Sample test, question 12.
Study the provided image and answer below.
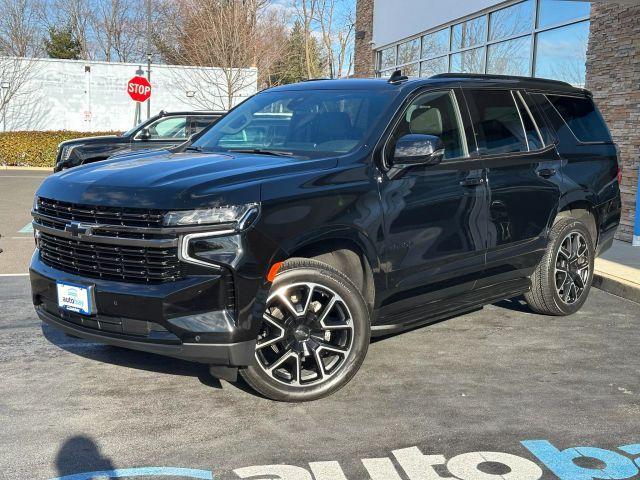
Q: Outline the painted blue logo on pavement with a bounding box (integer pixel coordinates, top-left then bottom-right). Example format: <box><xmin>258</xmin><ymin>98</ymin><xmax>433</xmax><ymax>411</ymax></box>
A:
<box><xmin>49</xmin><ymin>467</ymin><xmax>213</xmax><ymax>480</ymax></box>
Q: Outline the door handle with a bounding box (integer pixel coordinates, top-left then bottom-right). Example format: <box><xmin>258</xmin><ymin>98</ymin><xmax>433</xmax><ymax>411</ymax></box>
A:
<box><xmin>537</xmin><ymin>168</ymin><xmax>557</xmax><ymax>178</ymax></box>
<box><xmin>460</xmin><ymin>176</ymin><xmax>484</xmax><ymax>187</ymax></box>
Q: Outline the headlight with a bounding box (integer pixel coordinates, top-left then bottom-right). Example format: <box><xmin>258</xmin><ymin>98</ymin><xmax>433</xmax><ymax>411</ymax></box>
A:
<box><xmin>60</xmin><ymin>145</ymin><xmax>79</xmax><ymax>161</ymax></box>
<box><xmin>163</xmin><ymin>203</ymin><xmax>259</xmax><ymax>227</ymax></box>
<box><xmin>33</xmin><ymin>196</ymin><xmax>39</xmax><ymax>212</ymax></box>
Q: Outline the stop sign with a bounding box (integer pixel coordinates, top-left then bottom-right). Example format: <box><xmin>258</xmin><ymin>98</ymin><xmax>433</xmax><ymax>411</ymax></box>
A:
<box><xmin>127</xmin><ymin>76</ymin><xmax>152</xmax><ymax>102</ymax></box>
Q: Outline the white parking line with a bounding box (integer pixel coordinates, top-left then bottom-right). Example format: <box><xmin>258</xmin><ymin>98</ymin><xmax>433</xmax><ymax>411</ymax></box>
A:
<box><xmin>0</xmin><ymin>273</ymin><xmax>29</xmax><ymax>277</ymax></box>
<box><xmin>0</xmin><ymin>175</ymin><xmax>48</xmax><ymax>178</ymax></box>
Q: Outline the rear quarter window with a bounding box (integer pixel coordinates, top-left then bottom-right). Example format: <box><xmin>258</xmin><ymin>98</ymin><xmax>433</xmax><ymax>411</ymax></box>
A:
<box><xmin>546</xmin><ymin>95</ymin><xmax>612</xmax><ymax>143</ymax></box>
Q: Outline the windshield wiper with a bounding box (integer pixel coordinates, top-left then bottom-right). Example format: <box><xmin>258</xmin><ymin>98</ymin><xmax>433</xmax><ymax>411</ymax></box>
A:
<box><xmin>185</xmin><ymin>145</ymin><xmax>205</xmax><ymax>153</ymax></box>
<box><xmin>229</xmin><ymin>148</ymin><xmax>293</xmax><ymax>157</ymax></box>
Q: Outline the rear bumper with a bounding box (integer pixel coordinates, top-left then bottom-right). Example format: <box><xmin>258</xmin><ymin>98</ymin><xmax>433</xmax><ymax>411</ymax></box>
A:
<box><xmin>30</xmin><ymin>253</ymin><xmax>257</xmax><ymax>366</ymax></box>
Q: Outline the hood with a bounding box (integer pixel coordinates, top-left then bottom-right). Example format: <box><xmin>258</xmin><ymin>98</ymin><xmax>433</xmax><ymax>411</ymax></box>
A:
<box><xmin>37</xmin><ymin>151</ymin><xmax>337</xmax><ymax>210</ymax></box>
<box><xmin>60</xmin><ymin>135</ymin><xmax>121</xmax><ymax>146</ymax></box>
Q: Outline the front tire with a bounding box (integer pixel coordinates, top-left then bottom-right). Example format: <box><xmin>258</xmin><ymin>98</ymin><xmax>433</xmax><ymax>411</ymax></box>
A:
<box><xmin>525</xmin><ymin>217</ymin><xmax>595</xmax><ymax>316</ymax></box>
<box><xmin>240</xmin><ymin>258</ymin><xmax>370</xmax><ymax>402</ymax></box>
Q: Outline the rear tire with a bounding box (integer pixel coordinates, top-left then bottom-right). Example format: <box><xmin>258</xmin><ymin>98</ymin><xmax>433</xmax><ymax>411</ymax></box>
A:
<box><xmin>240</xmin><ymin>258</ymin><xmax>370</xmax><ymax>402</ymax></box>
<box><xmin>524</xmin><ymin>217</ymin><xmax>595</xmax><ymax>316</ymax></box>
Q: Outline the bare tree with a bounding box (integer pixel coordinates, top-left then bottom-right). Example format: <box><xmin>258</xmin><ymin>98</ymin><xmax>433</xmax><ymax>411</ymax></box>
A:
<box><xmin>0</xmin><ymin>0</ymin><xmax>43</xmax><ymax>57</ymax></box>
<box><xmin>161</xmin><ymin>0</ymin><xmax>285</xmax><ymax>109</ymax></box>
<box><xmin>0</xmin><ymin>56</ymin><xmax>40</xmax><ymax>131</ymax></box>
<box><xmin>92</xmin><ymin>0</ymin><xmax>146</xmax><ymax>62</ymax></box>
<box><xmin>315</xmin><ymin>0</ymin><xmax>354</xmax><ymax>78</ymax></box>
<box><xmin>293</xmin><ymin>0</ymin><xmax>323</xmax><ymax>78</ymax></box>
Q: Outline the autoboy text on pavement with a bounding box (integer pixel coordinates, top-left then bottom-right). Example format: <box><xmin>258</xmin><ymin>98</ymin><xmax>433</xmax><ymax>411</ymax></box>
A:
<box><xmin>49</xmin><ymin>439</ymin><xmax>640</xmax><ymax>480</ymax></box>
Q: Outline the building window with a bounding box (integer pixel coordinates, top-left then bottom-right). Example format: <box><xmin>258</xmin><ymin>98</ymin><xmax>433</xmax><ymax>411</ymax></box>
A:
<box><xmin>422</xmin><ymin>28</ymin><xmax>450</xmax><ymax>58</ymax></box>
<box><xmin>375</xmin><ymin>0</ymin><xmax>590</xmax><ymax>87</ymax></box>
<box><xmin>489</xmin><ymin>0</ymin><xmax>534</xmax><ymax>41</ymax></box>
<box><xmin>452</xmin><ymin>16</ymin><xmax>488</xmax><ymax>50</ymax></box>
<box><xmin>537</xmin><ymin>0</ymin><xmax>590</xmax><ymax>29</ymax></box>
<box><xmin>451</xmin><ymin>47</ymin><xmax>485</xmax><ymax>74</ymax></box>
<box><xmin>397</xmin><ymin>38</ymin><xmax>421</xmax><ymax>66</ymax></box>
<box><xmin>420</xmin><ymin>56</ymin><xmax>448</xmax><ymax>77</ymax></box>
<box><xmin>487</xmin><ymin>36</ymin><xmax>532</xmax><ymax>76</ymax></box>
<box><xmin>534</xmin><ymin>21</ymin><xmax>589</xmax><ymax>86</ymax></box>
<box><xmin>380</xmin><ymin>46</ymin><xmax>397</xmax><ymax>70</ymax></box>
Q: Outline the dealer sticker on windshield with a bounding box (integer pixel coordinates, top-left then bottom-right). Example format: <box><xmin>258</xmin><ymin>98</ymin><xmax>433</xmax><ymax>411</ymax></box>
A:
<box><xmin>56</xmin><ymin>282</ymin><xmax>93</xmax><ymax>315</ymax></box>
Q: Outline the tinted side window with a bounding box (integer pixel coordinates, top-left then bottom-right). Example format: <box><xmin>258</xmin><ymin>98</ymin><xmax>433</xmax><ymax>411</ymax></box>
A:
<box><xmin>546</xmin><ymin>95</ymin><xmax>612</xmax><ymax>143</ymax></box>
<box><xmin>187</xmin><ymin>116</ymin><xmax>220</xmax><ymax>136</ymax></box>
<box><xmin>466</xmin><ymin>90</ymin><xmax>527</xmax><ymax>155</ymax></box>
<box><xmin>387</xmin><ymin>90</ymin><xmax>468</xmax><ymax>164</ymax></box>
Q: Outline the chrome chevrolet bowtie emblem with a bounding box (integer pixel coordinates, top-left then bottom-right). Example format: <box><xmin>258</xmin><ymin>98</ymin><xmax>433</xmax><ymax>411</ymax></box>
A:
<box><xmin>64</xmin><ymin>221</ymin><xmax>92</xmax><ymax>237</ymax></box>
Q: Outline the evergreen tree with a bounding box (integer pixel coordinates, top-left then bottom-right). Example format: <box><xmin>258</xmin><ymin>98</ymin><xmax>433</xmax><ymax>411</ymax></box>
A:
<box><xmin>270</xmin><ymin>21</ymin><xmax>323</xmax><ymax>86</ymax></box>
<box><xmin>44</xmin><ymin>26</ymin><xmax>82</xmax><ymax>60</ymax></box>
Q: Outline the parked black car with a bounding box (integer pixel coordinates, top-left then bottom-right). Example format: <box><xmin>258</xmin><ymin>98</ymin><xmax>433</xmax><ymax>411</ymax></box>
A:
<box><xmin>30</xmin><ymin>73</ymin><xmax>621</xmax><ymax>401</ymax></box>
<box><xmin>53</xmin><ymin>110</ymin><xmax>226</xmax><ymax>172</ymax></box>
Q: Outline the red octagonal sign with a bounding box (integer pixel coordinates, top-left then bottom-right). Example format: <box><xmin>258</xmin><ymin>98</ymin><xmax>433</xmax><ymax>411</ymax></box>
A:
<box><xmin>127</xmin><ymin>76</ymin><xmax>152</xmax><ymax>102</ymax></box>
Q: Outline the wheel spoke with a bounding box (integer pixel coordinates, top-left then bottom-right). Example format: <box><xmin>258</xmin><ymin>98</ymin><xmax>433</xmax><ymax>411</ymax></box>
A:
<box><xmin>316</xmin><ymin>341</ymin><xmax>348</xmax><ymax>355</ymax></box>
<box><xmin>256</xmin><ymin>314</ymin><xmax>286</xmax><ymax>349</ymax></box>
<box><xmin>267</xmin><ymin>350</ymin><xmax>297</xmax><ymax>374</ymax></box>
<box><xmin>312</xmin><ymin>349</ymin><xmax>326</xmax><ymax>380</ymax></box>
<box><xmin>301</xmin><ymin>285</ymin><xmax>315</xmax><ymax>317</ymax></box>
<box><xmin>319</xmin><ymin>297</ymin><xmax>352</xmax><ymax>330</ymax></box>
<box><xmin>277</xmin><ymin>291</ymin><xmax>302</xmax><ymax>317</ymax></box>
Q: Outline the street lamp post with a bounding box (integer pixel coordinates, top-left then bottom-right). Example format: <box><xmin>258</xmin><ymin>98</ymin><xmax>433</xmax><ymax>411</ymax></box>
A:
<box><xmin>146</xmin><ymin>0</ymin><xmax>152</xmax><ymax>120</ymax></box>
<box><xmin>1</xmin><ymin>81</ymin><xmax>10</xmax><ymax>132</ymax></box>
<box><xmin>146</xmin><ymin>53</ymin><xmax>152</xmax><ymax>120</ymax></box>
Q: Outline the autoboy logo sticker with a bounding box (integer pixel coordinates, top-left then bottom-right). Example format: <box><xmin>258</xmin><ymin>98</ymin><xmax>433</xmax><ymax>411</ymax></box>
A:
<box><xmin>47</xmin><ymin>440</ymin><xmax>640</xmax><ymax>480</ymax></box>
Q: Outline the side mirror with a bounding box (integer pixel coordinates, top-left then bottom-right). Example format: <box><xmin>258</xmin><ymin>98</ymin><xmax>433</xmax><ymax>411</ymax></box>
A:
<box><xmin>393</xmin><ymin>134</ymin><xmax>445</xmax><ymax>168</ymax></box>
<box><xmin>138</xmin><ymin>127</ymin><xmax>151</xmax><ymax>141</ymax></box>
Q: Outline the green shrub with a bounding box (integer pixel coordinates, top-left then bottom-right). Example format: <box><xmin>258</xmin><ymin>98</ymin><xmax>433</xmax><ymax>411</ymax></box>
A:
<box><xmin>0</xmin><ymin>130</ymin><xmax>120</xmax><ymax>168</ymax></box>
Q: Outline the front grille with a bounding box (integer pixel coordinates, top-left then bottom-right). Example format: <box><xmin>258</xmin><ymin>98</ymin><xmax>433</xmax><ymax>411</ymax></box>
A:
<box><xmin>37</xmin><ymin>197</ymin><xmax>165</xmax><ymax>228</ymax></box>
<box><xmin>39</xmin><ymin>232</ymin><xmax>183</xmax><ymax>283</ymax></box>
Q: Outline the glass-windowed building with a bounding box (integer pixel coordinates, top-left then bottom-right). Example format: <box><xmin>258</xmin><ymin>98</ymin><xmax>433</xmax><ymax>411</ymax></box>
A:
<box><xmin>375</xmin><ymin>0</ymin><xmax>591</xmax><ymax>86</ymax></box>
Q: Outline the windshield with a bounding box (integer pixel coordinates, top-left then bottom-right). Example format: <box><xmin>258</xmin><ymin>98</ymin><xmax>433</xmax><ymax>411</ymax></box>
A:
<box><xmin>191</xmin><ymin>89</ymin><xmax>395</xmax><ymax>157</ymax></box>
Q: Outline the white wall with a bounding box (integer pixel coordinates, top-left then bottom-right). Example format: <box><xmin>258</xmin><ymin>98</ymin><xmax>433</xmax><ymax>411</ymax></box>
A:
<box><xmin>373</xmin><ymin>0</ymin><xmax>505</xmax><ymax>48</ymax></box>
<box><xmin>1</xmin><ymin>57</ymin><xmax>257</xmax><ymax>132</ymax></box>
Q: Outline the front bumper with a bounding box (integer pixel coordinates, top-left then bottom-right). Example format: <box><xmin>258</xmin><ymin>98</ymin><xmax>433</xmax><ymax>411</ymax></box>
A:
<box><xmin>30</xmin><ymin>254</ymin><xmax>256</xmax><ymax>366</ymax></box>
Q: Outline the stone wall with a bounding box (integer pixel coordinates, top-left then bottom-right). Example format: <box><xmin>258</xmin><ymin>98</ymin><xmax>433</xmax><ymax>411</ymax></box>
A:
<box><xmin>586</xmin><ymin>2</ymin><xmax>640</xmax><ymax>243</ymax></box>
<box><xmin>353</xmin><ymin>0</ymin><xmax>375</xmax><ymax>78</ymax></box>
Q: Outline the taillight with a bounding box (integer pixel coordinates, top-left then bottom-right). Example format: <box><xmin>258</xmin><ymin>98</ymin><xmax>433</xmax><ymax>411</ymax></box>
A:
<box><xmin>617</xmin><ymin>168</ymin><xmax>622</xmax><ymax>184</ymax></box>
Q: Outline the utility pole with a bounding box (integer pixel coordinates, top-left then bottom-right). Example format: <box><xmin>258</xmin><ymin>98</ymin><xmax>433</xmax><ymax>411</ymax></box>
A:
<box><xmin>146</xmin><ymin>0</ymin><xmax>152</xmax><ymax>119</ymax></box>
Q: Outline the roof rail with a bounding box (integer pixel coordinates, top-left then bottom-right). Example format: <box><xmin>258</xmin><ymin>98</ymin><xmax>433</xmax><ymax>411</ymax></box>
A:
<box><xmin>430</xmin><ymin>73</ymin><xmax>574</xmax><ymax>88</ymax></box>
<box><xmin>388</xmin><ymin>69</ymin><xmax>409</xmax><ymax>84</ymax></box>
<box><xmin>301</xmin><ymin>78</ymin><xmax>333</xmax><ymax>82</ymax></box>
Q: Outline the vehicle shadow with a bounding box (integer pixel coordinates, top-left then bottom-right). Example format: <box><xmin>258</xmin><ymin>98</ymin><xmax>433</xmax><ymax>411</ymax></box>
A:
<box><xmin>41</xmin><ymin>323</ymin><xmax>223</xmax><ymax>390</ymax></box>
<box><xmin>54</xmin><ymin>435</ymin><xmax>116</xmax><ymax>479</ymax></box>
<box><xmin>492</xmin><ymin>295</ymin><xmax>536</xmax><ymax>314</ymax></box>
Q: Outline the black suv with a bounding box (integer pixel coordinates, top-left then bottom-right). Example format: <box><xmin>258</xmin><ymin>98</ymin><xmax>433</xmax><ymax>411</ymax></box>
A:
<box><xmin>30</xmin><ymin>74</ymin><xmax>621</xmax><ymax>401</ymax></box>
<box><xmin>54</xmin><ymin>110</ymin><xmax>225</xmax><ymax>171</ymax></box>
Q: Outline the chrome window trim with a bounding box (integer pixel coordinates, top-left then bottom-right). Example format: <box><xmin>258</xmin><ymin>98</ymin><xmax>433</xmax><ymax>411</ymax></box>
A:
<box><xmin>516</xmin><ymin>90</ymin><xmax>545</xmax><ymax>148</ymax></box>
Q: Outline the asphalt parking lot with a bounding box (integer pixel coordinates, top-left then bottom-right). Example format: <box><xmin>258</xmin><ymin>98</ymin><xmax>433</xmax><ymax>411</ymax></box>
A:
<box><xmin>2</xmin><ymin>169</ymin><xmax>640</xmax><ymax>480</ymax></box>
<box><xmin>1</xmin><ymin>272</ymin><xmax>639</xmax><ymax>480</ymax></box>
<box><xmin>0</xmin><ymin>169</ymin><xmax>49</xmax><ymax>275</ymax></box>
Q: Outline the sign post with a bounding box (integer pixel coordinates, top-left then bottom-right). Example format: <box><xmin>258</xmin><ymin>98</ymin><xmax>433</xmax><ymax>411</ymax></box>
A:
<box><xmin>127</xmin><ymin>75</ymin><xmax>152</xmax><ymax>127</ymax></box>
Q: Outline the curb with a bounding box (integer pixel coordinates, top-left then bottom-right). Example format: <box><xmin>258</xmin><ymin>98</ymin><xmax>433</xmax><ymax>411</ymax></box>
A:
<box><xmin>1</xmin><ymin>165</ymin><xmax>52</xmax><ymax>171</ymax></box>
<box><xmin>592</xmin><ymin>272</ymin><xmax>640</xmax><ymax>304</ymax></box>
